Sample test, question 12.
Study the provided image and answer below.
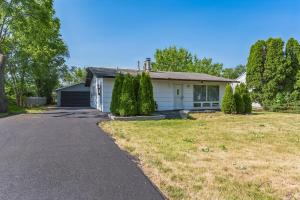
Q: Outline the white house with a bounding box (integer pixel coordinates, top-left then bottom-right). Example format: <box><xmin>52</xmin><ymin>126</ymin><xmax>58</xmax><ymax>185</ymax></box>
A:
<box><xmin>231</xmin><ymin>72</ymin><xmax>246</xmax><ymax>91</ymax></box>
<box><xmin>85</xmin><ymin>59</ymin><xmax>237</xmax><ymax>112</ymax></box>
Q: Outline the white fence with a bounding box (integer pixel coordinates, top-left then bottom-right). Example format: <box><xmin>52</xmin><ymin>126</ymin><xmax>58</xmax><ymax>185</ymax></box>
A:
<box><xmin>26</xmin><ymin>97</ymin><xmax>47</xmax><ymax>107</ymax></box>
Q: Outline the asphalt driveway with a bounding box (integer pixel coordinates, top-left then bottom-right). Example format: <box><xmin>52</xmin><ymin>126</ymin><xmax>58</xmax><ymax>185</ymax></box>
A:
<box><xmin>0</xmin><ymin>108</ymin><xmax>164</xmax><ymax>200</ymax></box>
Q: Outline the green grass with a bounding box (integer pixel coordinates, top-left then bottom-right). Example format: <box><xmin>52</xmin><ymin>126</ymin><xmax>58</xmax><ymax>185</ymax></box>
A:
<box><xmin>0</xmin><ymin>99</ymin><xmax>47</xmax><ymax>118</ymax></box>
<box><xmin>101</xmin><ymin>112</ymin><xmax>300</xmax><ymax>200</ymax></box>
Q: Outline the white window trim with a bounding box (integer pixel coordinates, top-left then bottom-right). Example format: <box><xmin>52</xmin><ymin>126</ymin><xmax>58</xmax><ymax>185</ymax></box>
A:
<box><xmin>193</xmin><ymin>85</ymin><xmax>220</xmax><ymax>109</ymax></box>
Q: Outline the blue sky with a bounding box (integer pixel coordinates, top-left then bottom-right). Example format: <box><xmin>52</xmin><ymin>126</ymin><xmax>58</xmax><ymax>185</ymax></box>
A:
<box><xmin>54</xmin><ymin>0</ymin><xmax>300</xmax><ymax>69</ymax></box>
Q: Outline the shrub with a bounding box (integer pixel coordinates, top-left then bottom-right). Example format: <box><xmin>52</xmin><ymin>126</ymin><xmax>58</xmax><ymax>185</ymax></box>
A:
<box><xmin>119</xmin><ymin>74</ymin><xmax>137</xmax><ymax>116</ymax></box>
<box><xmin>234</xmin><ymin>85</ymin><xmax>245</xmax><ymax>114</ymax></box>
<box><xmin>133</xmin><ymin>74</ymin><xmax>141</xmax><ymax>115</ymax></box>
<box><xmin>268</xmin><ymin>91</ymin><xmax>300</xmax><ymax>112</ymax></box>
<box><xmin>110</xmin><ymin>73</ymin><xmax>124</xmax><ymax>115</ymax></box>
<box><xmin>239</xmin><ymin>83</ymin><xmax>252</xmax><ymax>114</ymax></box>
<box><xmin>222</xmin><ymin>84</ymin><xmax>236</xmax><ymax>114</ymax></box>
<box><xmin>139</xmin><ymin>72</ymin><xmax>155</xmax><ymax>115</ymax></box>
<box><xmin>243</xmin><ymin>93</ymin><xmax>252</xmax><ymax>114</ymax></box>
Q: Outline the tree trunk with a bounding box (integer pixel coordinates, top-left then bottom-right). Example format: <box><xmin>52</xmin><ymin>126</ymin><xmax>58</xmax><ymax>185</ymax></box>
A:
<box><xmin>0</xmin><ymin>52</ymin><xmax>8</xmax><ymax>113</ymax></box>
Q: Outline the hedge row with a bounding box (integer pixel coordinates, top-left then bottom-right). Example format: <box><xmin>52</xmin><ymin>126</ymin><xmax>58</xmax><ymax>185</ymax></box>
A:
<box><xmin>222</xmin><ymin>83</ymin><xmax>252</xmax><ymax>114</ymax></box>
<box><xmin>110</xmin><ymin>72</ymin><xmax>155</xmax><ymax>116</ymax></box>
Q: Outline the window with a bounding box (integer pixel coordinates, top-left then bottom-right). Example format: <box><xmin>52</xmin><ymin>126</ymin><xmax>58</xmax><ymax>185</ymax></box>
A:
<box><xmin>207</xmin><ymin>86</ymin><xmax>219</xmax><ymax>101</ymax></box>
<box><xmin>203</xmin><ymin>103</ymin><xmax>211</xmax><ymax>107</ymax></box>
<box><xmin>212</xmin><ymin>103</ymin><xmax>220</xmax><ymax>107</ymax></box>
<box><xmin>193</xmin><ymin>85</ymin><xmax>220</xmax><ymax>108</ymax></box>
<box><xmin>194</xmin><ymin>103</ymin><xmax>202</xmax><ymax>108</ymax></box>
<box><xmin>193</xmin><ymin>85</ymin><xmax>206</xmax><ymax>101</ymax></box>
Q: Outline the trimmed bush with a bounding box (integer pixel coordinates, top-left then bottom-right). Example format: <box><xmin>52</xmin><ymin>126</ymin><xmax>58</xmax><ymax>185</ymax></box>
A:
<box><xmin>234</xmin><ymin>85</ymin><xmax>245</xmax><ymax>114</ymax></box>
<box><xmin>110</xmin><ymin>73</ymin><xmax>124</xmax><ymax>115</ymax></box>
<box><xmin>222</xmin><ymin>84</ymin><xmax>236</xmax><ymax>114</ymax></box>
<box><xmin>139</xmin><ymin>72</ymin><xmax>155</xmax><ymax>115</ymax></box>
<box><xmin>119</xmin><ymin>74</ymin><xmax>137</xmax><ymax>116</ymax></box>
<box><xmin>133</xmin><ymin>74</ymin><xmax>141</xmax><ymax>115</ymax></box>
<box><xmin>239</xmin><ymin>83</ymin><xmax>252</xmax><ymax>114</ymax></box>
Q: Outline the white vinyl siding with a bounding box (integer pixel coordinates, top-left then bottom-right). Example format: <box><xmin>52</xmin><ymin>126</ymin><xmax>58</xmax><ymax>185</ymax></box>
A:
<box><xmin>152</xmin><ymin>80</ymin><xmax>175</xmax><ymax>111</ymax></box>
<box><xmin>90</xmin><ymin>77</ymin><xmax>98</xmax><ymax>109</ymax></box>
<box><xmin>102</xmin><ymin>78</ymin><xmax>114</xmax><ymax>112</ymax></box>
<box><xmin>95</xmin><ymin>77</ymin><xmax>227</xmax><ymax>112</ymax></box>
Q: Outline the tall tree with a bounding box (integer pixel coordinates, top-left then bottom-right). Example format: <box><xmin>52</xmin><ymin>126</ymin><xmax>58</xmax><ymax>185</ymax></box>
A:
<box><xmin>63</xmin><ymin>66</ymin><xmax>87</xmax><ymax>85</ymax></box>
<box><xmin>246</xmin><ymin>40</ymin><xmax>266</xmax><ymax>104</ymax></box>
<box><xmin>193</xmin><ymin>57</ymin><xmax>223</xmax><ymax>76</ymax></box>
<box><xmin>222</xmin><ymin>64</ymin><xmax>246</xmax><ymax>79</ymax></box>
<box><xmin>29</xmin><ymin>1</ymin><xmax>68</xmax><ymax>103</ymax></box>
<box><xmin>262</xmin><ymin>38</ymin><xmax>285</xmax><ymax>107</ymax></box>
<box><xmin>295</xmin><ymin>48</ymin><xmax>300</xmax><ymax>92</ymax></box>
<box><xmin>0</xmin><ymin>0</ymin><xmax>28</xmax><ymax>112</ymax></box>
<box><xmin>285</xmin><ymin>38</ymin><xmax>300</xmax><ymax>92</ymax></box>
<box><xmin>0</xmin><ymin>0</ymin><xmax>67</xmax><ymax>108</ymax></box>
<box><xmin>152</xmin><ymin>46</ymin><xmax>193</xmax><ymax>72</ymax></box>
<box><xmin>152</xmin><ymin>46</ymin><xmax>223</xmax><ymax>76</ymax></box>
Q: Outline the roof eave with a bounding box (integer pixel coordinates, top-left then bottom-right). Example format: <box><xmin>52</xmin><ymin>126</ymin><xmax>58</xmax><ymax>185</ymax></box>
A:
<box><xmin>56</xmin><ymin>82</ymin><xmax>85</xmax><ymax>91</ymax></box>
<box><xmin>150</xmin><ymin>77</ymin><xmax>238</xmax><ymax>83</ymax></box>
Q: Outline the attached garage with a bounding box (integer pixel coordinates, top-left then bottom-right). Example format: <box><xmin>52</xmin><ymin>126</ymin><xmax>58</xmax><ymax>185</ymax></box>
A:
<box><xmin>56</xmin><ymin>83</ymin><xmax>90</xmax><ymax>107</ymax></box>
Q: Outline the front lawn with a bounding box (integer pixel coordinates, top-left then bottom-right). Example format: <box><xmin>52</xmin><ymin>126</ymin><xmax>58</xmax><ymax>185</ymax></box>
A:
<box><xmin>101</xmin><ymin>112</ymin><xmax>300</xmax><ymax>200</ymax></box>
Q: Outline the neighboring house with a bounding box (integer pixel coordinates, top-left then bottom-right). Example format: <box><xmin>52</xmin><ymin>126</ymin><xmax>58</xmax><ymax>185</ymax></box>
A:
<box><xmin>231</xmin><ymin>72</ymin><xmax>246</xmax><ymax>90</ymax></box>
<box><xmin>56</xmin><ymin>83</ymin><xmax>90</xmax><ymax>107</ymax></box>
<box><xmin>84</xmin><ymin>59</ymin><xmax>237</xmax><ymax>112</ymax></box>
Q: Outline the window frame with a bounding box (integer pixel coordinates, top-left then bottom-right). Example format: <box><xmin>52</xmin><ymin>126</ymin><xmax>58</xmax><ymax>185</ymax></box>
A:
<box><xmin>193</xmin><ymin>85</ymin><xmax>220</xmax><ymax>108</ymax></box>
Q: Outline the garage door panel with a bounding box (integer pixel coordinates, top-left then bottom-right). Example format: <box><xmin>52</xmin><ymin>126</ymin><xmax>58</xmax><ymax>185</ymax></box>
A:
<box><xmin>61</xmin><ymin>91</ymin><xmax>90</xmax><ymax>107</ymax></box>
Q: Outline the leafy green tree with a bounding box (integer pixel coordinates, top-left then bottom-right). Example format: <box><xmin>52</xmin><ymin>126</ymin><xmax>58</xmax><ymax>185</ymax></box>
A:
<box><xmin>110</xmin><ymin>73</ymin><xmax>123</xmax><ymax>115</ymax></box>
<box><xmin>139</xmin><ymin>72</ymin><xmax>155</xmax><ymax>115</ymax></box>
<box><xmin>295</xmin><ymin>71</ymin><xmax>300</xmax><ymax>91</ymax></box>
<box><xmin>239</xmin><ymin>83</ymin><xmax>252</xmax><ymax>114</ymax></box>
<box><xmin>119</xmin><ymin>74</ymin><xmax>137</xmax><ymax>116</ymax></box>
<box><xmin>192</xmin><ymin>57</ymin><xmax>223</xmax><ymax>76</ymax></box>
<box><xmin>152</xmin><ymin>46</ymin><xmax>223</xmax><ymax>76</ymax></box>
<box><xmin>1</xmin><ymin>0</ymin><xmax>68</xmax><ymax>107</ymax></box>
<box><xmin>222</xmin><ymin>64</ymin><xmax>246</xmax><ymax>79</ymax></box>
<box><xmin>63</xmin><ymin>66</ymin><xmax>87</xmax><ymax>85</ymax></box>
<box><xmin>152</xmin><ymin>46</ymin><xmax>193</xmax><ymax>72</ymax></box>
<box><xmin>285</xmin><ymin>38</ymin><xmax>300</xmax><ymax>92</ymax></box>
<box><xmin>234</xmin><ymin>85</ymin><xmax>245</xmax><ymax>114</ymax></box>
<box><xmin>221</xmin><ymin>84</ymin><xmax>236</xmax><ymax>114</ymax></box>
<box><xmin>29</xmin><ymin>1</ymin><xmax>68</xmax><ymax>104</ymax></box>
<box><xmin>246</xmin><ymin>40</ymin><xmax>266</xmax><ymax>105</ymax></box>
<box><xmin>0</xmin><ymin>0</ymin><xmax>34</xmax><ymax>112</ymax></box>
<box><xmin>262</xmin><ymin>38</ymin><xmax>285</xmax><ymax>107</ymax></box>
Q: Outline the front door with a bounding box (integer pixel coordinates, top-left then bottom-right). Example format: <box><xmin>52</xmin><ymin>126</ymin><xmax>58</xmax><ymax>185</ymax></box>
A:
<box><xmin>174</xmin><ymin>84</ymin><xmax>183</xmax><ymax>109</ymax></box>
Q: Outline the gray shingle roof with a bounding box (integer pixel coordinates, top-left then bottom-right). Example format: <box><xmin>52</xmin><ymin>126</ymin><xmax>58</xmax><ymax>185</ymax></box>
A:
<box><xmin>86</xmin><ymin>67</ymin><xmax>237</xmax><ymax>86</ymax></box>
<box><xmin>56</xmin><ymin>82</ymin><xmax>85</xmax><ymax>91</ymax></box>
